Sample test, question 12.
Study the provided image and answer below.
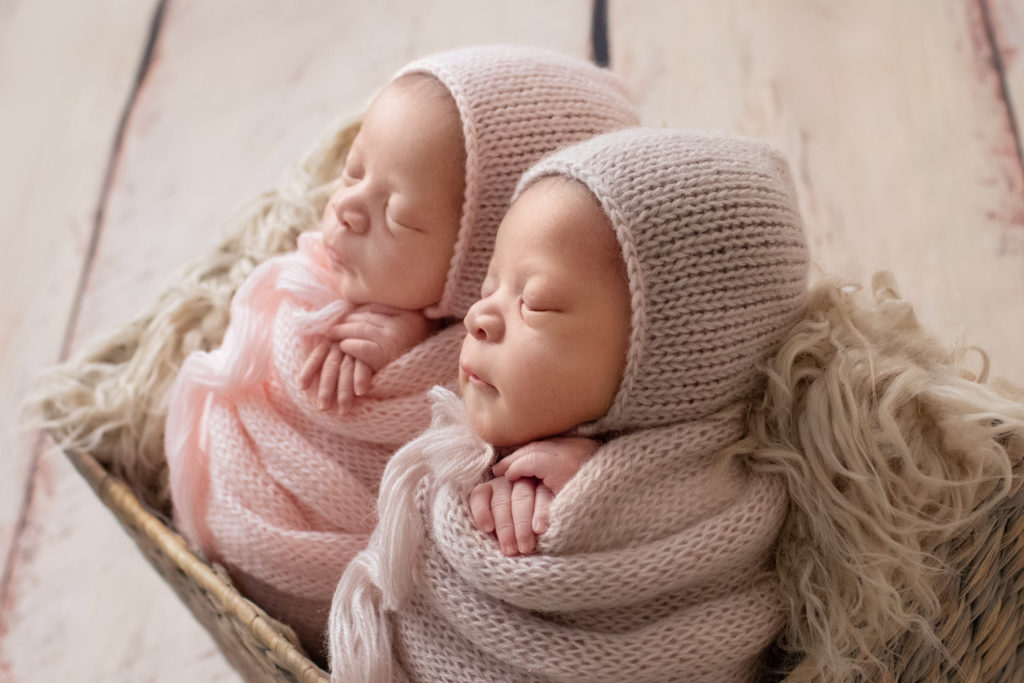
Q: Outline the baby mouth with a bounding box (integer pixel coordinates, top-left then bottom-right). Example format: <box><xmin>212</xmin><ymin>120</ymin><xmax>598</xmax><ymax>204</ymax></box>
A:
<box><xmin>461</xmin><ymin>364</ymin><xmax>495</xmax><ymax>391</ymax></box>
<box><xmin>324</xmin><ymin>243</ymin><xmax>348</xmax><ymax>269</ymax></box>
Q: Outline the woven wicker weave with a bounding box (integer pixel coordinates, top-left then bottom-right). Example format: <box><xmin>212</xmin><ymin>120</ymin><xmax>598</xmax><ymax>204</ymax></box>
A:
<box><xmin>887</xmin><ymin>463</ymin><xmax>1024</xmax><ymax>682</ymax></box>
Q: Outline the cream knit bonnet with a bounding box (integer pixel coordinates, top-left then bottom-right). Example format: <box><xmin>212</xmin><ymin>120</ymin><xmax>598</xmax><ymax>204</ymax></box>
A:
<box><xmin>393</xmin><ymin>45</ymin><xmax>641</xmax><ymax>319</ymax></box>
<box><xmin>517</xmin><ymin>128</ymin><xmax>811</xmax><ymax>431</ymax></box>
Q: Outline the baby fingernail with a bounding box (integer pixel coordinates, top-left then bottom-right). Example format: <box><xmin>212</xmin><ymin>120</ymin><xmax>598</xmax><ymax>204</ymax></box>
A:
<box><xmin>502</xmin><ymin>543</ymin><xmax>516</xmax><ymax>556</ymax></box>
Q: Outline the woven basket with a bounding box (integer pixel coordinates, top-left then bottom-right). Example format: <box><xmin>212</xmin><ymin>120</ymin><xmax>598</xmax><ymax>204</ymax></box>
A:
<box><xmin>65</xmin><ymin>448</ymin><xmax>329</xmax><ymax>682</ymax></box>
<box><xmin>36</xmin><ymin>108</ymin><xmax>1024</xmax><ymax>680</ymax></box>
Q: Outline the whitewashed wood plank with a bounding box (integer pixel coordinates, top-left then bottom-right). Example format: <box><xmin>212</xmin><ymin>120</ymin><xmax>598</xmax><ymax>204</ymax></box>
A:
<box><xmin>988</xmin><ymin>0</ymin><xmax>1024</xmax><ymax>160</ymax></box>
<box><xmin>0</xmin><ymin>0</ymin><xmax>156</xmax><ymax>590</ymax></box>
<box><xmin>0</xmin><ymin>1</ymin><xmax>236</xmax><ymax>680</ymax></box>
<box><xmin>1</xmin><ymin>449</ymin><xmax>241</xmax><ymax>682</ymax></box>
<box><xmin>6</xmin><ymin>2</ymin><xmax>593</xmax><ymax>681</ymax></box>
<box><xmin>610</xmin><ymin>0</ymin><xmax>1024</xmax><ymax>384</ymax></box>
<box><xmin>0</xmin><ymin>1</ymin><xmax>243</xmax><ymax>677</ymax></box>
<box><xmin>71</xmin><ymin>0</ymin><xmax>593</xmax><ymax>346</ymax></box>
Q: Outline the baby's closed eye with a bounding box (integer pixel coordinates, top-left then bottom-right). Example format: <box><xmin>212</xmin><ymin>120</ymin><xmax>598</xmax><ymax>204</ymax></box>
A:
<box><xmin>520</xmin><ymin>298</ymin><xmax>558</xmax><ymax>315</ymax></box>
<box><xmin>384</xmin><ymin>200</ymin><xmax>423</xmax><ymax>233</ymax></box>
<box><xmin>520</xmin><ymin>288</ymin><xmax>563</xmax><ymax>315</ymax></box>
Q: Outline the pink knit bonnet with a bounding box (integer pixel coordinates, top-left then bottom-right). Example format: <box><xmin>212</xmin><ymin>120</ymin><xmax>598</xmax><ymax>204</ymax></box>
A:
<box><xmin>516</xmin><ymin>128</ymin><xmax>811</xmax><ymax>432</ymax></box>
<box><xmin>392</xmin><ymin>45</ymin><xmax>641</xmax><ymax>319</ymax></box>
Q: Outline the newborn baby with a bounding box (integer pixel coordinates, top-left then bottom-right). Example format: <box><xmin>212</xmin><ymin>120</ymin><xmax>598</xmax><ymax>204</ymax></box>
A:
<box><xmin>164</xmin><ymin>45</ymin><xmax>640</xmax><ymax>658</ymax></box>
<box><xmin>330</xmin><ymin>127</ymin><xmax>811</xmax><ymax>682</ymax></box>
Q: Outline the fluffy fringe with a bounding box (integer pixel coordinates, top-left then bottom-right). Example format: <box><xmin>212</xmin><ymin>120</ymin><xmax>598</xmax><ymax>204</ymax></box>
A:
<box><xmin>329</xmin><ymin>388</ymin><xmax>492</xmax><ymax>682</ymax></box>
<box><xmin>745</xmin><ymin>272</ymin><xmax>1024</xmax><ymax>681</ymax></box>
<box><xmin>24</xmin><ymin>115</ymin><xmax>361</xmax><ymax>512</ymax></box>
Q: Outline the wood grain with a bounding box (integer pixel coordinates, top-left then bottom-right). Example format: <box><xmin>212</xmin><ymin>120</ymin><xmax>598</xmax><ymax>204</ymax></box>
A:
<box><xmin>0</xmin><ymin>0</ymin><xmax>157</xmax><ymax>614</ymax></box>
<box><xmin>610</xmin><ymin>0</ymin><xmax>1024</xmax><ymax>384</ymax></box>
<box><xmin>988</xmin><ymin>0</ymin><xmax>1024</xmax><ymax>147</ymax></box>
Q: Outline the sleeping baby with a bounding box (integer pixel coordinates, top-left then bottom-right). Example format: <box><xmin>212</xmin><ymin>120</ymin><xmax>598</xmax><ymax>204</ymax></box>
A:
<box><xmin>330</xmin><ymin>127</ymin><xmax>811</xmax><ymax>682</ymax></box>
<box><xmin>163</xmin><ymin>45</ymin><xmax>639</xmax><ymax>658</ymax></box>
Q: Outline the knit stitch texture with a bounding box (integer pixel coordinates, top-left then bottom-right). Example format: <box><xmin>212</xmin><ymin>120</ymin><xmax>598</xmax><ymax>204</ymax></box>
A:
<box><xmin>398</xmin><ymin>45</ymin><xmax>641</xmax><ymax>319</ymax></box>
<box><xmin>329</xmin><ymin>129</ymin><xmax>811</xmax><ymax>681</ymax></box>
<box><xmin>165</xmin><ymin>45</ymin><xmax>640</xmax><ymax>657</ymax></box>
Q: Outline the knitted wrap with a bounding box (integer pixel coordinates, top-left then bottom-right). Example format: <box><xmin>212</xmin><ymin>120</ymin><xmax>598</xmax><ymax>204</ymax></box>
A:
<box><xmin>397</xmin><ymin>45</ymin><xmax>641</xmax><ymax>319</ymax></box>
<box><xmin>517</xmin><ymin>128</ymin><xmax>810</xmax><ymax>431</ymax></box>
<box><xmin>165</xmin><ymin>47</ymin><xmax>640</xmax><ymax>658</ymax></box>
<box><xmin>330</xmin><ymin>130</ymin><xmax>810</xmax><ymax>682</ymax></box>
<box><xmin>165</xmin><ymin>234</ymin><xmax>462</xmax><ymax>655</ymax></box>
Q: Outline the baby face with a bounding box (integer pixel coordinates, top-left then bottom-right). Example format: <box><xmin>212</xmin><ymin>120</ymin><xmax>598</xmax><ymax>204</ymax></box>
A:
<box><xmin>460</xmin><ymin>178</ymin><xmax>631</xmax><ymax>447</ymax></box>
<box><xmin>321</xmin><ymin>75</ymin><xmax>465</xmax><ymax>312</ymax></box>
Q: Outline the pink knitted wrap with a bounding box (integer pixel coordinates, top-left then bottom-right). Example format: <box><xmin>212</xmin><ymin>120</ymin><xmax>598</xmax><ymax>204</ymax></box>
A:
<box><xmin>330</xmin><ymin>130</ymin><xmax>810</xmax><ymax>681</ymax></box>
<box><xmin>165</xmin><ymin>45</ymin><xmax>640</xmax><ymax>657</ymax></box>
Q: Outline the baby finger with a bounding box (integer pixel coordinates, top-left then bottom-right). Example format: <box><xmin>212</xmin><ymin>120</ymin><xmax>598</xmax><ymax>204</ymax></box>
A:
<box><xmin>317</xmin><ymin>345</ymin><xmax>342</xmax><ymax>410</ymax></box>
<box><xmin>336</xmin><ymin>354</ymin><xmax>356</xmax><ymax>413</ymax></box>
<box><xmin>299</xmin><ymin>340</ymin><xmax>330</xmax><ymax>390</ymax></box>
<box><xmin>353</xmin><ymin>360</ymin><xmax>374</xmax><ymax>396</ymax></box>
<box><xmin>533</xmin><ymin>484</ymin><xmax>553</xmax><ymax>535</ymax></box>
<box><xmin>510</xmin><ymin>479</ymin><xmax>537</xmax><ymax>555</ymax></box>
<box><xmin>468</xmin><ymin>482</ymin><xmax>495</xmax><ymax>533</ymax></box>
<box><xmin>488</xmin><ymin>477</ymin><xmax>517</xmax><ymax>557</ymax></box>
<box><xmin>338</xmin><ymin>338</ymin><xmax>389</xmax><ymax>372</ymax></box>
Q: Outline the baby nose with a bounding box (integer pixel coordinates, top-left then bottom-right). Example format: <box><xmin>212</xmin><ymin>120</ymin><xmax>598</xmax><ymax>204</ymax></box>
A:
<box><xmin>338</xmin><ymin>205</ymin><xmax>369</xmax><ymax>234</ymax></box>
<box><xmin>465</xmin><ymin>300</ymin><xmax>503</xmax><ymax>342</ymax></box>
<box><xmin>327</xmin><ymin>197</ymin><xmax>370</xmax><ymax>235</ymax></box>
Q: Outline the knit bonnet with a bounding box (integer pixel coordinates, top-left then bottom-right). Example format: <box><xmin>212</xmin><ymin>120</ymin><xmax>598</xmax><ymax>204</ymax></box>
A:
<box><xmin>393</xmin><ymin>45</ymin><xmax>641</xmax><ymax>319</ymax></box>
<box><xmin>517</xmin><ymin>128</ymin><xmax>810</xmax><ymax>432</ymax></box>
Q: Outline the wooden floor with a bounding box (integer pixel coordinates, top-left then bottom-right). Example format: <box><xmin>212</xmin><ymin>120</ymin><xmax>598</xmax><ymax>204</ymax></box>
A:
<box><xmin>2</xmin><ymin>1</ymin><xmax>1023</xmax><ymax>680</ymax></box>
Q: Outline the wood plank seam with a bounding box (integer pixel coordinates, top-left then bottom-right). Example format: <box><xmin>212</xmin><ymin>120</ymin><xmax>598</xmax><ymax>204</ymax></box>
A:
<box><xmin>0</xmin><ymin>0</ymin><xmax>169</xmax><ymax>622</ymax></box>
<box><xmin>979</xmin><ymin>0</ymin><xmax>1024</xmax><ymax>182</ymax></box>
<box><xmin>60</xmin><ymin>0</ymin><xmax>169</xmax><ymax>363</ymax></box>
<box><xmin>0</xmin><ymin>432</ymin><xmax>45</xmax><ymax>625</ymax></box>
<box><xmin>591</xmin><ymin>0</ymin><xmax>610</xmax><ymax>66</ymax></box>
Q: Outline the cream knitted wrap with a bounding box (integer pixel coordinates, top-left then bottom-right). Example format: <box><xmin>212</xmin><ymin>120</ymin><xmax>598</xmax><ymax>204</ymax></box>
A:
<box><xmin>164</xmin><ymin>46</ymin><xmax>640</xmax><ymax>657</ymax></box>
<box><xmin>332</xmin><ymin>389</ymin><xmax>787</xmax><ymax>682</ymax></box>
<box><xmin>330</xmin><ymin>130</ymin><xmax>810</xmax><ymax>681</ymax></box>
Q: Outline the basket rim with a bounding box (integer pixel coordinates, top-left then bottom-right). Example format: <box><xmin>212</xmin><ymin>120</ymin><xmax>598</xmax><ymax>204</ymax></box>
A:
<box><xmin>64</xmin><ymin>448</ymin><xmax>330</xmax><ymax>683</ymax></box>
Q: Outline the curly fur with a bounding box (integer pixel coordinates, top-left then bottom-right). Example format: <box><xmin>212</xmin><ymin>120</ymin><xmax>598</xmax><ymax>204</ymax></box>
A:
<box><xmin>742</xmin><ymin>272</ymin><xmax>1024</xmax><ymax>681</ymax></box>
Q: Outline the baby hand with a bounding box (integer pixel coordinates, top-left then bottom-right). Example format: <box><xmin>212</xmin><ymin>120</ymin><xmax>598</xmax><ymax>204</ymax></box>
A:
<box><xmin>468</xmin><ymin>438</ymin><xmax>599</xmax><ymax>556</ymax></box>
<box><xmin>298</xmin><ymin>303</ymin><xmax>436</xmax><ymax>412</ymax></box>
<box><xmin>469</xmin><ymin>476</ymin><xmax>553</xmax><ymax>557</ymax></box>
<box><xmin>298</xmin><ymin>341</ymin><xmax>370</xmax><ymax>413</ymax></box>
<box><xmin>329</xmin><ymin>303</ymin><xmax>438</xmax><ymax>387</ymax></box>
<box><xmin>492</xmin><ymin>436</ymin><xmax>600</xmax><ymax>494</ymax></box>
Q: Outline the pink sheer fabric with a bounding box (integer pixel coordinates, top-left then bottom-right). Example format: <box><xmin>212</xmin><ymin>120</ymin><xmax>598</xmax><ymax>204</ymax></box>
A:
<box><xmin>166</xmin><ymin>232</ymin><xmax>461</xmax><ymax>655</ymax></box>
